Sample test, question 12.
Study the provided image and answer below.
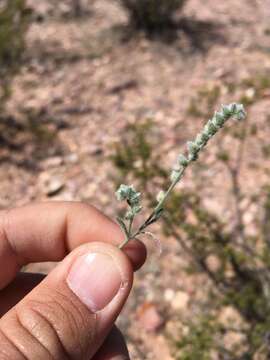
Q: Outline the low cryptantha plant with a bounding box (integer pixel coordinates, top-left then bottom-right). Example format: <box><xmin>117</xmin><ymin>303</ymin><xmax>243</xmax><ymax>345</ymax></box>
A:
<box><xmin>116</xmin><ymin>103</ymin><xmax>246</xmax><ymax>248</ymax></box>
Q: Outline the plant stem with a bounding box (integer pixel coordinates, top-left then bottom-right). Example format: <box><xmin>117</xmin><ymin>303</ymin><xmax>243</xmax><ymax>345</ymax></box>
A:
<box><xmin>119</xmin><ymin>167</ymin><xmax>186</xmax><ymax>248</ymax></box>
<box><xmin>117</xmin><ymin>103</ymin><xmax>246</xmax><ymax>249</ymax></box>
<box><xmin>153</xmin><ymin>167</ymin><xmax>186</xmax><ymax>214</ymax></box>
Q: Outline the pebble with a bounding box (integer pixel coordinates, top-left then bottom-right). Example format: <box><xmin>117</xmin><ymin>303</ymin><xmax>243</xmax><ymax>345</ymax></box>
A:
<box><xmin>164</xmin><ymin>288</ymin><xmax>175</xmax><ymax>302</ymax></box>
<box><xmin>39</xmin><ymin>172</ymin><xmax>65</xmax><ymax>196</ymax></box>
<box><xmin>42</xmin><ymin>156</ymin><xmax>63</xmax><ymax>168</ymax></box>
<box><xmin>46</xmin><ymin>178</ymin><xmax>65</xmax><ymax>196</ymax></box>
<box><xmin>137</xmin><ymin>303</ymin><xmax>164</xmax><ymax>332</ymax></box>
<box><xmin>171</xmin><ymin>291</ymin><xmax>190</xmax><ymax>311</ymax></box>
<box><xmin>205</xmin><ymin>254</ymin><xmax>222</xmax><ymax>273</ymax></box>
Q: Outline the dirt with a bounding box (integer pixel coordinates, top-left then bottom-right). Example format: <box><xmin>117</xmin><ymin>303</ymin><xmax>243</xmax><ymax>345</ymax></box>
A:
<box><xmin>1</xmin><ymin>0</ymin><xmax>270</xmax><ymax>358</ymax></box>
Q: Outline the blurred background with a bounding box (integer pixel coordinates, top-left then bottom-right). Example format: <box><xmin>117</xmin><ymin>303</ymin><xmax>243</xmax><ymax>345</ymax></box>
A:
<box><xmin>1</xmin><ymin>0</ymin><xmax>270</xmax><ymax>358</ymax></box>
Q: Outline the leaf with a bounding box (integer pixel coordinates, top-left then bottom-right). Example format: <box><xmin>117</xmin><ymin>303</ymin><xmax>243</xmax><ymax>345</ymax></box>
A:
<box><xmin>116</xmin><ymin>217</ymin><xmax>129</xmax><ymax>238</ymax></box>
<box><xmin>146</xmin><ymin>209</ymin><xmax>164</xmax><ymax>226</ymax></box>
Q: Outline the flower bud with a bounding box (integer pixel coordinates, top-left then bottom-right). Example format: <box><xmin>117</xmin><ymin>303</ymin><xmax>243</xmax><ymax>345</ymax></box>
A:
<box><xmin>116</xmin><ymin>184</ymin><xmax>131</xmax><ymax>201</ymax></box>
<box><xmin>234</xmin><ymin>104</ymin><xmax>246</xmax><ymax>120</ymax></box>
<box><xmin>222</xmin><ymin>104</ymin><xmax>233</xmax><ymax>118</ymax></box>
<box><xmin>178</xmin><ymin>154</ymin><xmax>189</xmax><ymax>167</ymax></box>
<box><xmin>156</xmin><ymin>190</ymin><xmax>165</xmax><ymax>202</ymax></box>
<box><xmin>212</xmin><ymin>111</ymin><xmax>225</xmax><ymax>127</ymax></box>
<box><xmin>195</xmin><ymin>134</ymin><xmax>205</xmax><ymax>147</ymax></box>
<box><xmin>200</xmin><ymin>132</ymin><xmax>210</xmax><ymax>143</ymax></box>
<box><xmin>170</xmin><ymin>169</ymin><xmax>181</xmax><ymax>182</ymax></box>
<box><xmin>187</xmin><ymin>141</ymin><xmax>199</xmax><ymax>155</ymax></box>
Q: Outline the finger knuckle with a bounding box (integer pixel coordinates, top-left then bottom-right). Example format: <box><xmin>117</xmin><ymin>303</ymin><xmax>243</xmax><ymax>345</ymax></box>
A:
<box><xmin>0</xmin><ymin>328</ymin><xmax>25</xmax><ymax>360</ymax></box>
<box><xmin>18</xmin><ymin>290</ymin><xmax>95</xmax><ymax>359</ymax></box>
<box><xmin>0</xmin><ymin>310</ymin><xmax>52</xmax><ymax>360</ymax></box>
<box><xmin>16</xmin><ymin>301</ymin><xmax>68</xmax><ymax>359</ymax></box>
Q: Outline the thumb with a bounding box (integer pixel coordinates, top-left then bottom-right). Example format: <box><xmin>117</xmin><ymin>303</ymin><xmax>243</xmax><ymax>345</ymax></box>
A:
<box><xmin>0</xmin><ymin>242</ymin><xmax>133</xmax><ymax>359</ymax></box>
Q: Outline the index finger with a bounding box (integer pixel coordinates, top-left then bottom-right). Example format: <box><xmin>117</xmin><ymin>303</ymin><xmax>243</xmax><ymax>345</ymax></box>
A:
<box><xmin>0</xmin><ymin>202</ymin><xmax>146</xmax><ymax>289</ymax></box>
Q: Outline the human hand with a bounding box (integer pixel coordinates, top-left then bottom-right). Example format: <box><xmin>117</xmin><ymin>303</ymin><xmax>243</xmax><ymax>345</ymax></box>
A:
<box><xmin>0</xmin><ymin>202</ymin><xmax>147</xmax><ymax>359</ymax></box>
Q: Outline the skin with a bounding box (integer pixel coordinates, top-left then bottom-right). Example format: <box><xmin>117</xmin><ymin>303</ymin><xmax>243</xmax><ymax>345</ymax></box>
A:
<box><xmin>0</xmin><ymin>202</ymin><xmax>147</xmax><ymax>359</ymax></box>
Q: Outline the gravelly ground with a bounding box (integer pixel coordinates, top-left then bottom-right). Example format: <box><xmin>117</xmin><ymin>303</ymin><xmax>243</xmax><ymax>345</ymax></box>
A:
<box><xmin>1</xmin><ymin>0</ymin><xmax>270</xmax><ymax>358</ymax></box>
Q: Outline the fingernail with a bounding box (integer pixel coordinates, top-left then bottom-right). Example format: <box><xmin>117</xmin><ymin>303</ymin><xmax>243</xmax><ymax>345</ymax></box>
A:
<box><xmin>67</xmin><ymin>252</ymin><xmax>122</xmax><ymax>312</ymax></box>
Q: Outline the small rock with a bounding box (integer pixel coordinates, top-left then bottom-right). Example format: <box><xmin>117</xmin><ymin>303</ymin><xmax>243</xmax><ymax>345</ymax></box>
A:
<box><xmin>83</xmin><ymin>183</ymin><xmax>98</xmax><ymax>198</ymax></box>
<box><xmin>39</xmin><ymin>172</ymin><xmax>65</xmax><ymax>197</ymax></box>
<box><xmin>164</xmin><ymin>288</ymin><xmax>175</xmax><ymax>302</ymax></box>
<box><xmin>98</xmin><ymin>193</ymin><xmax>110</xmax><ymax>205</ymax></box>
<box><xmin>218</xmin><ymin>306</ymin><xmax>244</xmax><ymax>328</ymax></box>
<box><xmin>205</xmin><ymin>254</ymin><xmax>222</xmax><ymax>273</ymax></box>
<box><xmin>245</xmin><ymin>87</ymin><xmax>256</xmax><ymax>100</ymax></box>
<box><xmin>223</xmin><ymin>331</ymin><xmax>246</xmax><ymax>354</ymax></box>
<box><xmin>65</xmin><ymin>153</ymin><xmax>79</xmax><ymax>164</ymax></box>
<box><xmin>137</xmin><ymin>302</ymin><xmax>164</xmax><ymax>332</ymax></box>
<box><xmin>42</xmin><ymin>156</ymin><xmax>63</xmax><ymax>168</ymax></box>
<box><xmin>46</xmin><ymin>178</ymin><xmax>65</xmax><ymax>196</ymax></box>
<box><xmin>171</xmin><ymin>291</ymin><xmax>190</xmax><ymax>311</ymax></box>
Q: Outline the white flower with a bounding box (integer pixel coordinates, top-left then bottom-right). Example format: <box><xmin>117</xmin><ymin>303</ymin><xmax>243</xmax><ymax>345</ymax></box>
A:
<box><xmin>116</xmin><ymin>184</ymin><xmax>131</xmax><ymax>201</ymax></box>
<box><xmin>116</xmin><ymin>184</ymin><xmax>141</xmax><ymax>205</ymax></box>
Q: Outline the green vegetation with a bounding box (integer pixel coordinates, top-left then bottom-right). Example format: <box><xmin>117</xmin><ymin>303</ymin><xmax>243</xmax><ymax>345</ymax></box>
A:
<box><xmin>0</xmin><ymin>1</ymin><xmax>63</xmax><ymax>165</ymax></box>
<box><xmin>177</xmin><ymin>316</ymin><xmax>223</xmax><ymax>360</ymax></box>
<box><xmin>111</xmin><ymin>91</ymin><xmax>270</xmax><ymax>358</ymax></box>
<box><xmin>187</xmin><ymin>72</ymin><xmax>270</xmax><ymax>120</ymax></box>
<box><xmin>0</xmin><ymin>0</ymin><xmax>29</xmax><ymax>109</ymax></box>
<box><xmin>115</xmin><ymin>104</ymin><xmax>245</xmax><ymax>248</ymax></box>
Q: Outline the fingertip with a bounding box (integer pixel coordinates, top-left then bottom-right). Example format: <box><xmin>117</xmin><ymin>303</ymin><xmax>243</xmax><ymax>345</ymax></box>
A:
<box><xmin>122</xmin><ymin>239</ymin><xmax>147</xmax><ymax>271</ymax></box>
<box><xmin>66</xmin><ymin>203</ymin><xmax>147</xmax><ymax>271</ymax></box>
<box><xmin>100</xmin><ymin>215</ymin><xmax>147</xmax><ymax>271</ymax></box>
<box><xmin>66</xmin><ymin>242</ymin><xmax>134</xmax><ymax>313</ymax></box>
